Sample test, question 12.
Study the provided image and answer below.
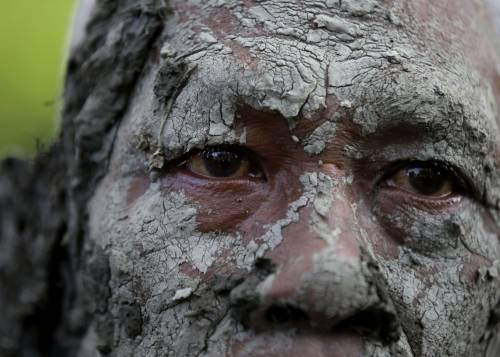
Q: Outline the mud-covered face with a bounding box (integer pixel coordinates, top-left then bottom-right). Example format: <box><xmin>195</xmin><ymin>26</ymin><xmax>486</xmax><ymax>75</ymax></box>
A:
<box><xmin>83</xmin><ymin>0</ymin><xmax>500</xmax><ymax>356</ymax></box>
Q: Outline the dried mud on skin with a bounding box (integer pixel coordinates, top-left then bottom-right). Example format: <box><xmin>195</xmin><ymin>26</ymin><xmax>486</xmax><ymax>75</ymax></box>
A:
<box><xmin>1</xmin><ymin>0</ymin><xmax>500</xmax><ymax>357</ymax></box>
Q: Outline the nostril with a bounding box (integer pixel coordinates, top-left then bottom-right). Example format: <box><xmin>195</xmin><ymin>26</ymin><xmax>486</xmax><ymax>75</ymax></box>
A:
<box><xmin>252</xmin><ymin>304</ymin><xmax>400</xmax><ymax>344</ymax></box>
<box><xmin>337</xmin><ymin>308</ymin><xmax>400</xmax><ymax>345</ymax></box>
<box><xmin>265</xmin><ymin>304</ymin><xmax>308</xmax><ymax>325</ymax></box>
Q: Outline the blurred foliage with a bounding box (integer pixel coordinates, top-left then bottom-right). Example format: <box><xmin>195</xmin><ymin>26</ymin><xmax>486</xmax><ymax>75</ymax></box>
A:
<box><xmin>0</xmin><ymin>1</ymin><xmax>75</xmax><ymax>158</ymax></box>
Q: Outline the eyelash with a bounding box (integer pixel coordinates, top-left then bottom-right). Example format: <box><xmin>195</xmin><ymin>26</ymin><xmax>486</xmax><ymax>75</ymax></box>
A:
<box><xmin>163</xmin><ymin>145</ymin><xmax>477</xmax><ymax>204</ymax></box>
<box><xmin>165</xmin><ymin>145</ymin><xmax>267</xmax><ymax>180</ymax></box>
<box><xmin>376</xmin><ymin>159</ymin><xmax>471</xmax><ymax>196</ymax></box>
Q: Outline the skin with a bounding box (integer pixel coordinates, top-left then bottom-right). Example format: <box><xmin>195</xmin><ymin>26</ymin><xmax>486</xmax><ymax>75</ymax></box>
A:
<box><xmin>75</xmin><ymin>0</ymin><xmax>500</xmax><ymax>356</ymax></box>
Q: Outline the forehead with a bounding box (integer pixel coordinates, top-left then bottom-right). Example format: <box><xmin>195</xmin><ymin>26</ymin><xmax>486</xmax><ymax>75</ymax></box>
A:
<box><xmin>72</xmin><ymin>0</ymin><xmax>500</xmax><ymax>68</ymax></box>
<box><xmin>165</xmin><ymin>0</ymin><xmax>499</xmax><ymax>62</ymax></box>
<box><xmin>159</xmin><ymin>0</ymin><xmax>499</xmax><ymax>108</ymax></box>
<box><xmin>85</xmin><ymin>0</ymin><xmax>500</xmax><ymax>180</ymax></box>
<box><xmin>147</xmin><ymin>1</ymin><xmax>497</xmax><ymax>134</ymax></box>
<box><xmin>71</xmin><ymin>0</ymin><xmax>500</xmax><ymax>100</ymax></box>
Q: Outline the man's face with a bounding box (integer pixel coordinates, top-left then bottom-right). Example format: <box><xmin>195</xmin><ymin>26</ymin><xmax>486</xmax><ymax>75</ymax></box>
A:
<box><xmin>85</xmin><ymin>0</ymin><xmax>500</xmax><ymax>355</ymax></box>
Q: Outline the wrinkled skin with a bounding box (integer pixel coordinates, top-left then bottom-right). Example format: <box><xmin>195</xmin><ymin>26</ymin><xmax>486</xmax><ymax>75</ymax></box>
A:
<box><xmin>77</xmin><ymin>0</ymin><xmax>500</xmax><ymax>356</ymax></box>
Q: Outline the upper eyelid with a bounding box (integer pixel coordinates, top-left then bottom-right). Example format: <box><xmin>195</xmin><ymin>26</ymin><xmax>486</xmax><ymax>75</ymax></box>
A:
<box><xmin>378</xmin><ymin>159</ymin><xmax>473</xmax><ymax>197</ymax></box>
<box><xmin>353</xmin><ymin>136</ymin><xmax>484</xmax><ymax>200</ymax></box>
<box><xmin>354</xmin><ymin>115</ymin><xmax>491</xmax><ymax>189</ymax></box>
<box><xmin>160</xmin><ymin>137</ymin><xmax>481</xmax><ymax>202</ymax></box>
<box><xmin>165</xmin><ymin>144</ymin><xmax>266</xmax><ymax>174</ymax></box>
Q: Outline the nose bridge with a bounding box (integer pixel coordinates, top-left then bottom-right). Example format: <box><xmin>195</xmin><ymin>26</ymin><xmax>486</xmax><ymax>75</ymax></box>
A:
<box><xmin>230</xmin><ymin>168</ymin><xmax>400</xmax><ymax>342</ymax></box>
<box><xmin>262</xmin><ymin>168</ymin><xmax>364</xmax><ymax>306</ymax></box>
<box><xmin>302</xmin><ymin>164</ymin><xmax>362</xmax><ymax>259</ymax></box>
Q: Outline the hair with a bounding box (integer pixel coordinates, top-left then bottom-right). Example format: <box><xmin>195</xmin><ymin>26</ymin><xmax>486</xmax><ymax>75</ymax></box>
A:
<box><xmin>0</xmin><ymin>2</ymin><xmax>168</xmax><ymax>355</ymax></box>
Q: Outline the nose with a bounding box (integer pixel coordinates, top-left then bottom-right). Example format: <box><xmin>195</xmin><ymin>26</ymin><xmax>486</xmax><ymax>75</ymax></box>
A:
<box><xmin>229</xmin><ymin>169</ymin><xmax>400</xmax><ymax>344</ymax></box>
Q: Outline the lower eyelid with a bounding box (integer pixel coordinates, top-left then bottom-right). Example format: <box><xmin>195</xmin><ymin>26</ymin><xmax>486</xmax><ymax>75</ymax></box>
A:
<box><xmin>174</xmin><ymin>165</ymin><xmax>265</xmax><ymax>182</ymax></box>
<box><xmin>379</xmin><ymin>159</ymin><xmax>471</xmax><ymax>191</ymax></box>
<box><xmin>386</xmin><ymin>178</ymin><xmax>453</xmax><ymax>198</ymax></box>
<box><xmin>380</xmin><ymin>186</ymin><xmax>463</xmax><ymax>210</ymax></box>
<box><xmin>184</xmin><ymin>146</ymin><xmax>266</xmax><ymax>180</ymax></box>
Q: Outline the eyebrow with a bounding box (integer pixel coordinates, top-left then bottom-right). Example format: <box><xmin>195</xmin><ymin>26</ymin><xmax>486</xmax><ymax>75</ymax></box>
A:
<box><xmin>347</xmin><ymin>78</ymin><xmax>500</xmax><ymax>197</ymax></box>
<box><xmin>154</xmin><ymin>55</ymin><xmax>499</xmax><ymax>185</ymax></box>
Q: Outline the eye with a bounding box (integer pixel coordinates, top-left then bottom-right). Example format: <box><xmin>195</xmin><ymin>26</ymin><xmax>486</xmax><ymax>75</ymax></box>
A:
<box><xmin>184</xmin><ymin>145</ymin><xmax>264</xmax><ymax>180</ymax></box>
<box><xmin>384</xmin><ymin>161</ymin><xmax>462</xmax><ymax>198</ymax></box>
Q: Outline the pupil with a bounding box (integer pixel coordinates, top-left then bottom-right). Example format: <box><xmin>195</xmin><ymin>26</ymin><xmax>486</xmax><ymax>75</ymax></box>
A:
<box><xmin>202</xmin><ymin>148</ymin><xmax>242</xmax><ymax>177</ymax></box>
<box><xmin>406</xmin><ymin>164</ymin><xmax>447</xmax><ymax>195</ymax></box>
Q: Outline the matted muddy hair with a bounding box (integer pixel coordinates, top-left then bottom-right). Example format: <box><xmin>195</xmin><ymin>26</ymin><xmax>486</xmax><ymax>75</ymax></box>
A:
<box><xmin>0</xmin><ymin>1</ymin><xmax>170</xmax><ymax>355</ymax></box>
<box><xmin>62</xmin><ymin>0</ymin><xmax>165</xmax><ymax>247</ymax></box>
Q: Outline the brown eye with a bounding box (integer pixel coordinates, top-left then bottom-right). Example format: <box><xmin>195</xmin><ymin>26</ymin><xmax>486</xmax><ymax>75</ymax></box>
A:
<box><xmin>185</xmin><ymin>146</ymin><xmax>263</xmax><ymax>179</ymax></box>
<box><xmin>386</xmin><ymin>161</ymin><xmax>458</xmax><ymax>198</ymax></box>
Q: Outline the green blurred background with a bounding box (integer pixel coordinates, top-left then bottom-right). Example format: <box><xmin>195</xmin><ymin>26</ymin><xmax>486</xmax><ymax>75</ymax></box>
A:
<box><xmin>0</xmin><ymin>1</ymin><xmax>75</xmax><ymax>158</ymax></box>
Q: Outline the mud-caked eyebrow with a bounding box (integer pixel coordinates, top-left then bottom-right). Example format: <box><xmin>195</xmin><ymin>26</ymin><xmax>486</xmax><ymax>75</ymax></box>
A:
<box><xmin>350</xmin><ymin>83</ymin><xmax>500</xmax><ymax>199</ymax></box>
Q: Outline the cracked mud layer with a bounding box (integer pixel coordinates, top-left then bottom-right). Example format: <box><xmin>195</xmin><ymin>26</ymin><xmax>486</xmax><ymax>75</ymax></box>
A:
<box><xmin>1</xmin><ymin>0</ymin><xmax>500</xmax><ymax>356</ymax></box>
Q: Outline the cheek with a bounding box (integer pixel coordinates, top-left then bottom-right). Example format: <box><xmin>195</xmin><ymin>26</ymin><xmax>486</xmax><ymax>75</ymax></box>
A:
<box><xmin>127</xmin><ymin>174</ymin><xmax>150</xmax><ymax>205</ymax></box>
<box><xmin>459</xmin><ymin>254</ymin><xmax>492</xmax><ymax>283</ymax></box>
<box><xmin>373</xmin><ymin>188</ymin><xmax>468</xmax><ymax>255</ymax></box>
<box><xmin>355</xmin><ymin>202</ymin><xmax>401</xmax><ymax>260</ymax></box>
<box><xmin>160</xmin><ymin>169</ymin><xmax>303</xmax><ymax>237</ymax></box>
<box><xmin>381</xmin><ymin>255</ymin><xmax>498</xmax><ymax>351</ymax></box>
<box><xmin>93</xmin><ymin>175</ymin><xmax>240</xmax><ymax>286</ymax></box>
